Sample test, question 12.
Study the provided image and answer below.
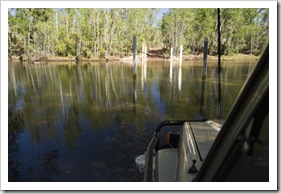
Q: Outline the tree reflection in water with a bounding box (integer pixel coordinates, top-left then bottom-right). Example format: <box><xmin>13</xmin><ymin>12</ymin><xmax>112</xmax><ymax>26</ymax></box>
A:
<box><xmin>8</xmin><ymin>61</ymin><xmax>254</xmax><ymax>181</ymax></box>
<box><xmin>8</xmin><ymin>108</ymin><xmax>24</xmax><ymax>181</ymax></box>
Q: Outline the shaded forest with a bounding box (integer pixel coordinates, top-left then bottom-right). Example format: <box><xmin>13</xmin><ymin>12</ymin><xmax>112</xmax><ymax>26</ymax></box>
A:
<box><xmin>8</xmin><ymin>8</ymin><xmax>269</xmax><ymax>61</ymax></box>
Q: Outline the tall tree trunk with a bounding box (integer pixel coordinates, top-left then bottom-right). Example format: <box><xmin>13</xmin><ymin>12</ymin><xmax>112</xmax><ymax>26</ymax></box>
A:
<box><xmin>250</xmin><ymin>33</ymin><xmax>252</xmax><ymax>55</ymax></box>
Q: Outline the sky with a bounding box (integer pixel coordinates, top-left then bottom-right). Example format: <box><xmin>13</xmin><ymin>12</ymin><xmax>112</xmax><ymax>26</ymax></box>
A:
<box><xmin>156</xmin><ymin>8</ymin><xmax>169</xmax><ymax>21</ymax></box>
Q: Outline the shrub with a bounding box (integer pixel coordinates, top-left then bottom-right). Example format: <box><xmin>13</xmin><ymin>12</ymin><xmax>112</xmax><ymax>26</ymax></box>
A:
<box><xmin>99</xmin><ymin>49</ymin><xmax>106</xmax><ymax>59</ymax></box>
<box><xmin>184</xmin><ymin>48</ymin><xmax>192</xmax><ymax>55</ymax></box>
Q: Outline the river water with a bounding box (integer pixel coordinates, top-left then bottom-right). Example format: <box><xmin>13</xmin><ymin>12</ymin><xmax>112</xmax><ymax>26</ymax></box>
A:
<box><xmin>8</xmin><ymin>60</ymin><xmax>255</xmax><ymax>182</ymax></box>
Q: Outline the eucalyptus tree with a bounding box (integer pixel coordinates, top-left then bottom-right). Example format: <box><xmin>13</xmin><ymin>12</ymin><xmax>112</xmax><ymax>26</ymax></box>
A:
<box><xmin>8</xmin><ymin>8</ymin><xmax>21</xmax><ymax>58</ymax></box>
<box><xmin>8</xmin><ymin>8</ymin><xmax>33</xmax><ymax>60</ymax></box>
<box><xmin>124</xmin><ymin>8</ymin><xmax>142</xmax><ymax>54</ymax></box>
<box><xmin>77</xmin><ymin>8</ymin><xmax>92</xmax><ymax>58</ymax></box>
<box><xmin>161</xmin><ymin>8</ymin><xmax>268</xmax><ymax>56</ymax></box>
<box><xmin>31</xmin><ymin>8</ymin><xmax>55</xmax><ymax>59</ymax></box>
<box><xmin>243</xmin><ymin>8</ymin><xmax>269</xmax><ymax>55</ymax></box>
<box><xmin>114</xmin><ymin>9</ymin><xmax>127</xmax><ymax>56</ymax></box>
<box><xmin>219</xmin><ymin>8</ymin><xmax>245</xmax><ymax>55</ymax></box>
<box><xmin>161</xmin><ymin>8</ymin><xmax>194</xmax><ymax>55</ymax></box>
<box><xmin>257</xmin><ymin>8</ymin><xmax>269</xmax><ymax>52</ymax></box>
<box><xmin>108</xmin><ymin>8</ymin><xmax>159</xmax><ymax>56</ymax></box>
<box><xmin>8</xmin><ymin>8</ymin><xmax>56</xmax><ymax>60</ymax></box>
<box><xmin>56</xmin><ymin>8</ymin><xmax>71</xmax><ymax>56</ymax></box>
<box><xmin>142</xmin><ymin>8</ymin><xmax>160</xmax><ymax>48</ymax></box>
<box><xmin>219</xmin><ymin>8</ymin><xmax>268</xmax><ymax>56</ymax></box>
<box><xmin>8</xmin><ymin>8</ymin><xmax>268</xmax><ymax>60</ymax></box>
<box><xmin>102</xmin><ymin>8</ymin><xmax>120</xmax><ymax>58</ymax></box>
<box><xmin>191</xmin><ymin>9</ymin><xmax>217</xmax><ymax>54</ymax></box>
<box><xmin>86</xmin><ymin>8</ymin><xmax>102</xmax><ymax>57</ymax></box>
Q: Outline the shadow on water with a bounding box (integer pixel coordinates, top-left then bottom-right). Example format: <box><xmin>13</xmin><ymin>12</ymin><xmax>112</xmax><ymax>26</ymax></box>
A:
<box><xmin>8</xmin><ymin>108</ymin><xmax>24</xmax><ymax>181</ymax></box>
<box><xmin>8</xmin><ymin>60</ymin><xmax>255</xmax><ymax>181</ymax></box>
<box><xmin>9</xmin><ymin>104</ymin><xmax>59</xmax><ymax>182</ymax></box>
<box><xmin>25</xmin><ymin>150</ymin><xmax>59</xmax><ymax>181</ymax></box>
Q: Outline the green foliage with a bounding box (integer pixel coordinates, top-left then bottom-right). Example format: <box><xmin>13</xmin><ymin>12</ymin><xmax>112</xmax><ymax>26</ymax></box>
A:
<box><xmin>161</xmin><ymin>8</ymin><xmax>268</xmax><ymax>56</ymax></box>
<box><xmin>8</xmin><ymin>8</ymin><xmax>268</xmax><ymax>60</ymax></box>
<box><xmin>99</xmin><ymin>48</ymin><xmax>106</xmax><ymax>59</ymax></box>
<box><xmin>184</xmin><ymin>48</ymin><xmax>192</xmax><ymax>55</ymax></box>
<box><xmin>162</xmin><ymin>50</ymin><xmax>169</xmax><ymax>59</ymax></box>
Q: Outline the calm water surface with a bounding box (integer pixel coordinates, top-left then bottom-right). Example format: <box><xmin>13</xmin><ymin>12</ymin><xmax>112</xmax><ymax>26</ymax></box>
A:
<box><xmin>8</xmin><ymin>60</ymin><xmax>255</xmax><ymax>181</ymax></box>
